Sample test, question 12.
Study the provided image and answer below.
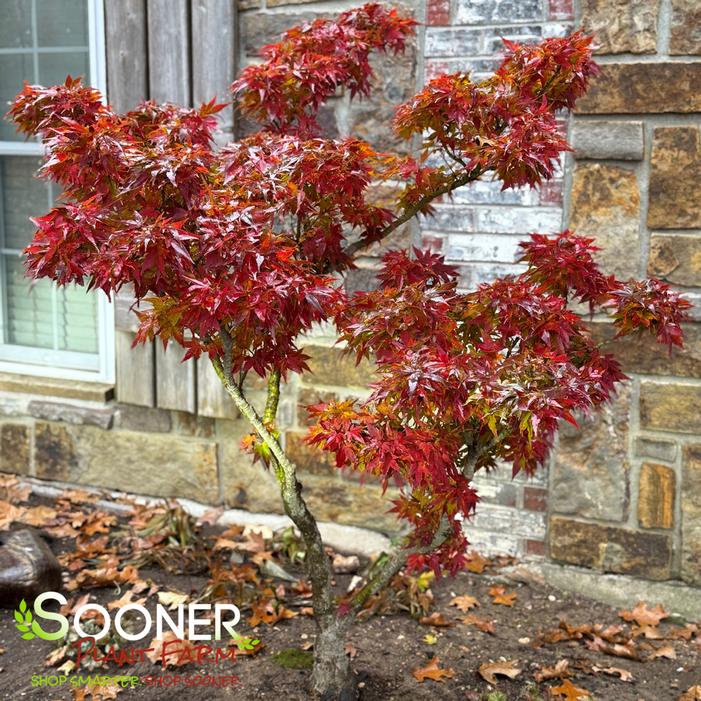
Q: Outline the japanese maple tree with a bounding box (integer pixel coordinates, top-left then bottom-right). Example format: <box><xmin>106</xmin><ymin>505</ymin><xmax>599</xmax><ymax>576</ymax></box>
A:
<box><xmin>8</xmin><ymin>4</ymin><xmax>690</xmax><ymax>698</ymax></box>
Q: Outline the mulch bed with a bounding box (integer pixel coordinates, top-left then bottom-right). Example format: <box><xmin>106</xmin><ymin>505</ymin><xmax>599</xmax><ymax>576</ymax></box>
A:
<box><xmin>0</xmin><ymin>474</ymin><xmax>698</xmax><ymax>701</ymax></box>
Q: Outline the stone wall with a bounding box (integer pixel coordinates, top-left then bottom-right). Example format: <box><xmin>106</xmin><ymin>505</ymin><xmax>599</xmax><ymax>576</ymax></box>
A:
<box><xmin>1</xmin><ymin>0</ymin><xmax>699</xmax><ymax>581</ymax></box>
<box><xmin>547</xmin><ymin>0</ymin><xmax>701</xmax><ymax>584</ymax></box>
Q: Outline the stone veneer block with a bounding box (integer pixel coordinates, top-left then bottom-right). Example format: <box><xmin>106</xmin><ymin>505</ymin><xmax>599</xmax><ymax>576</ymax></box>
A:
<box><xmin>580</xmin><ymin>0</ymin><xmax>658</xmax><ymax>54</ymax></box>
<box><xmin>33</xmin><ymin>421</ymin><xmax>219</xmax><ymax>502</ymax></box>
<box><xmin>648</xmin><ymin>235</ymin><xmax>701</xmax><ymax>287</ymax></box>
<box><xmin>682</xmin><ymin>444</ymin><xmax>701</xmax><ymax>584</ymax></box>
<box><xmin>634</xmin><ymin>437</ymin><xmax>678</xmax><ymax>464</ymax></box>
<box><xmin>0</xmin><ymin>373</ymin><xmax>113</xmax><ymax>403</ymax></box>
<box><xmin>455</xmin><ymin>0</ymin><xmax>545</xmax><ymax>24</ymax></box>
<box><xmin>648</xmin><ymin>128</ymin><xmax>701</xmax><ymax>229</ymax></box>
<box><xmin>303</xmin><ymin>346</ymin><xmax>375</xmax><ymax>388</ymax></box>
<box><xmin>638</xmin><ymin>463</ymin><xmax>676</xmax><ymax>529</ymax></box>
<box><xmin>670</xmin><ymin>0</ymin><xmax>701</xmax><ymax>55</ymax></box>
<box><xmin>549</xmin><ymin>516</ymin><xmax>671</xmax><ymax>579</ymax></box>
<box><xmin>568</xmin><ymin>163</ymin><xmax>640</xmax><ymax>278</ymax></box>
<box><xmin>571</xmin><ymin>120</ymin><xmax>644</xmax><ymax>161</ymax></box>
<box><xmin>0</xmin><ymin>423</ymin><xmax>30</xmax><ymax>474</ymax></box>
<box><xmin>590</xmin><ymin>321</ymin><xmax>701</xmax><ymax>378</ymax></box>
<box><xmin>640</xmin><ymin>383</ymin><xmax>701</xmax><ymax>434</ymax></box>
<box><xmin>551</xmin><ymin>384</ymin><xmax>631</xmax><ymax>521</ymax></box>
<box><xmin>576</xmin><ymin>63</ymin><xmax>701</xmax><ymax>114</ymax></box>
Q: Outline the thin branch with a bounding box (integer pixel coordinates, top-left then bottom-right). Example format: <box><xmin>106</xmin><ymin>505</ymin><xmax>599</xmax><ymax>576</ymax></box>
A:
<box><xmin>342</xmin><ymin>167</ymin><xmax>482</xmax><ymax>260</ymax></box>
<box><xmin>212</xmin><ymin>330</ymin><xmax>336</xmax><ymax>624</ymax></box>
<box><xmin>340</xmin><ymin>515</ymin><xmax>452</xmax><ymax>630</ymax></box>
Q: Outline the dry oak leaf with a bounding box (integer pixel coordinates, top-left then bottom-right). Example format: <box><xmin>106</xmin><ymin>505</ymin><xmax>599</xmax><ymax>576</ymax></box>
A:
<box><xmin>460</xmin><ymin>614</ymin><xmax>495</xmax><ymax>634</ymax></box>
<box><xmin>478</xmin><ymin>659</ymin><xmax>522</xmax><ymax>685</ymax></box>
<box><xmin>679</xmin><ymin>686</ymin><xmax>701</xmax><ymax>701</ymax></box>
<box><xmin>450</xmin><ymin>594</ymin><xmax>480</xmax><ymax>612</ymax></box>
<box><xmin>488</xmin><ymin>586</ymin><xmax>516</xmax><ymax>606</ymax></box>
<box><xmin>591</xmin><ymin>665</ymin><xmax>633</xmax><ymax>682</ymax></box>
<box><xmin>419</xmin><ymin>612</ymin><xmax>453</xmax><ymax>627</ymax></box>
<box><xmin>145</xmin><ymin>633</ymin><xmax>198</xmax><ymax>668</ymax></box>
<box><xmin>534</xmin><ymin>658</ymin><xmax>569</xmax><ymax>683</ymax></box>
<box><xmin>156</xmin><ymin>591</ymin><xmax>190</xmax><ymax>610</ymax></box>
<box><xmin>72</xmin><ymin>684</ymin><xmax>122</xmax><ymax>701</ymax></box>
<box><xmin>550</xmin><ymin>679</ymin><xmax>592</xmax><ymax>700</ymax></box>
<box><xmin>412</xmin><ymin>656</ymin><xmax>455</xmax><ymax>683</ymax></box>
<box><xmin>586</xmin><ymin>635</ymin><xmax>639</xmax><ymax>660</ymax></box>
<box><xmin>108</xmin><ymin>589</ymin><xmax>147</xmax><ymax>611</ymax></box>
<box><xmin>649</xmin><ymin>643</ymin><xmax>676</xmax><ymax>660</ymax></box>
<box><xmin>465</xmin><ymin>552</ymin><xmax>489</xmax><ymax>574</ymax></box>
<box><xmin>248</xmin><ymin>600</ymin><xmax>298</xmax><ymax>627</ymax></box>
<box><xmin>619</xmin><ymin>601</ymin><xmax>669</xmax><ymax>627</ymax></box>
<box><xmin>22</xmin><ymin>505</ymin><xmax>58</xmax><ymax>526</ymax></box>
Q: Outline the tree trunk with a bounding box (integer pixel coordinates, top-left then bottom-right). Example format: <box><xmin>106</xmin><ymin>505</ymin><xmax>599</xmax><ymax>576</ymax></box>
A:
<box><xmin>312</xmin><ymin>620</ymin><xmax>356</xmax><ymax>701</ymax></box>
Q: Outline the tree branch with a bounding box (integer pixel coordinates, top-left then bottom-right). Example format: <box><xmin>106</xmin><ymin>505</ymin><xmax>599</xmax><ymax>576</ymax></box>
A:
<box><xmin>343</xmin><ymin>167</ymin><xmax>482</xmax><ymax>261</ymax></box>
<box><xmin>339</xmin><ymin>515</ymin><xmax>452</xmax><ymax>630</ymax></box>
<box><xmin>211</xmin><ymin>333</ymin><xmax>336</xmax><ymax>624</ymax></box>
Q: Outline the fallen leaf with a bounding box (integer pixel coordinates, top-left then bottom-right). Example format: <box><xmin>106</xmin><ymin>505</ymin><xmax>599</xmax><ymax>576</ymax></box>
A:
<box><xmin>22</xmin><ymin>505</ymin><xmax>58</xmax><ymax>526</ymax></box>
<box><xmin>108</xmin><ymin>590</ymin><xmax>147</xmax><ymax>611</ymax></box>
<box><xmin>618</xmin><ymin>601</ymin><xmax>668</xmax><ymax>627</ymax></box>
<box><xmin>649</xmin><ymin>643</ymin><xmax>676</xmax><ymax>660</ymax></box>
<box><xmin>0</xmin><ymin>501</ymin><xmax>26</xmax><ymax>528</ymax></box>
<box><xmin>45</xmin><ymin>646</ymin><xmax>68</xmax><ymax>667</ymax></box>
<box><xmin>534</xmin><ymin>659</ymin><xmax>569</xmax><ymax>682</ymax></box>
<box><xmin>478</xmin><ymin>659</ymin><xmax>522</xmax><ymax>685</ymax></box>
<box><xmin>344</xmin><ymin>643</ymin><xmax>357</xmax><ymax>659</ymax></box>
<box><xmin>157</xmin><ymin>591</ymin><xmax>190</xmax><ymax>610</ymax></box>
<box><xmin>72</xmin><ymin>684</ymin><xmax>122</xmax><ymax>700</ymax></box>
<box><xmin>550</xmin><ymin>679</ymin><xmax>592</xmax><ymax>700</ymax></box>
<box><xmin>332</xmin><ymin>554</ymin><xmax>360</xmax><ymax>574</ymax></box>
<box><xmin>145</xmin><ymin>633</ymin><xmax>198</xmax><ymax>668</ymax></box>
<box><xmin>670</xmin><ymin>624</ymin><xmax>698</xmax><ymax>641</ymax></box>
<box><xmin>679</xmin><ymin>686</ymin><xmax>701</xmax><ymax>701</ymax></box>
<box><xmin>632</xmin><ymin>624</ymin><xmax>665</xmax><ymax>640</ymax></box>
<box><xmin>412</xmin><ymin>656</ymin><xmax>454</xmax><ymax>683</ymax></box>
<box><xmin>586</xmin><ymin>636</ymin><xmax>639</xmax><ymax>660</ymax></box>
<box><xmin>423</xmin><ymin>634</ymin><xmax>438</xmax><ymax>645</ymax></box>
<box><xmin>419</xmin><ymin>612</ymin><xmax>453</xmax><ymax>627</ymax></box>
<box><xmin>450</xmin><ymin>594</ymin><xmax>479</xmax><ymax>612</ymax></box>
<box><xmin>465</xmin><ymin>552</ymin><xmax>489</xmax><ymax>574</ymax></box>
<box><xmin>591</xmin><ymin>665</ymin><xmax>633</xmax><ymax>682</ymax></box>
<box><xmin>460</xmin><ymin>614</ymin><xmax>495</xmax><ymax>634</ymax></box>
<box><xmin>488</xmin><ymin>586</ymin><xmax>516</xmax><ymax>606</ymax></box>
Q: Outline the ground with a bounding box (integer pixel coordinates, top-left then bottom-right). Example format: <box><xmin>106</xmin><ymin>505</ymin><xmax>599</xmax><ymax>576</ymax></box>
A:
<box><xmin>0</xmin><ymin>474</ymin><xmax>699</xmax><ymax>701</ymax></box>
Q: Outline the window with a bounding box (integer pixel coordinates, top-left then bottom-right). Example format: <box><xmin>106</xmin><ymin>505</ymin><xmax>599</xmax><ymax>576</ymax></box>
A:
<box><xmin>0</xmin><ymin>0</ymin><xmax>113</xmax><ymax>382</ymax></box>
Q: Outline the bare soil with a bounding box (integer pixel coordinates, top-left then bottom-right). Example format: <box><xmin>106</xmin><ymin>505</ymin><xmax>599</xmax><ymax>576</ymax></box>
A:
<box><xmin>0</xmin><ymin>489</ymin><xmax>698</xmax><ymax>701</ymax></box>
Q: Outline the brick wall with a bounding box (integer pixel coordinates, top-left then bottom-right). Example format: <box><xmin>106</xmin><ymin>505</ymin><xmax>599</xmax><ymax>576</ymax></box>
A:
<box><xmin>415</xmin><ymin>0</ymin><xmax>574</xmax><ymax>556</ymax></box>
<box><xmin>547</xmin><ymin>0</ymin><xmax>701</xmax><ymax>584</ymax></box>
<box><xmin>1</xmin><ymin>0</ymin><xmax>699</xmax><ymax>580</ymax></box>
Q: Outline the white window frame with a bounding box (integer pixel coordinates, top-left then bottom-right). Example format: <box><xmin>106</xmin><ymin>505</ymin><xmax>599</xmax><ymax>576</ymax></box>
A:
<box><xmin>0</xmin><ymin>0</ymin><xmax>114</xmax><ymax>384</ymax></box>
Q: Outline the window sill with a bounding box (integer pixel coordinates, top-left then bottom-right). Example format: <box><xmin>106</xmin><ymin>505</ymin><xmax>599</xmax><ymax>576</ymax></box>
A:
<box><xmin>0</xmin><ymin>372</ymin><xmax>114</xmax><ymax>403</ymax></box>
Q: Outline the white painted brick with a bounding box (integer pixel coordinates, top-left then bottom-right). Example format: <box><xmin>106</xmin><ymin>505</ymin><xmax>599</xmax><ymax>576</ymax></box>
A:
<box><xmin>446</xmin><ymin>233</ymin><xmax>522</xmax><ymax>263</ymax></box>
<box><xmin>425</xmin><ymin>58</ymin><xmax>499</xmax><ymax>80</ymax></box>
<box><xmin>457</xmin><ymin>262</ymin><xmax>527</xmax><ymax>289</ymax></box>
<box><xmin>481</xmin><ymin>25</ymin><xmax>543</xmax><ymax>54</ymax></box>
<box><xmin>455</xmin><ymin>0</ymin><xmax>546</xmax><ymax>25</ymax></box>
<box><xmin>471</xmin><ymin>503</ymin><xmax>547</xmax><ymax>538</ymax></box>
<box><xmin>419</xmin><ymin>206</ymin><xmax>476</xmax><ymax>232</ymax></box>
<box><xmin>542</xmin><ymin>22</ymin><xmax>573</xmax><ymax>38</ymax></box>
<box><xmin>452</xmin><ymin>179</ymin><xmax>541</xmax><ymax>206</ymax></box>
<box><xmin>474</xmin><ymin>206</ymin><xmax>562</xmax><ymax>233</ymax></box>
<box><xmin>426</xmin><ymin>28</ymin><xmax>481</xmax><ymax>57</ymax></box>
<box><xmin>463</xmin><ymin>527</ymin><xmax>521</xmax><ymax>556</ymax></box>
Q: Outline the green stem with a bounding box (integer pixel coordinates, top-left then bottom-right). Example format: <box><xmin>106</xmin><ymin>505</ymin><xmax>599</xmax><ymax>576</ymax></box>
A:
<box><xmin>263</xmin><ymin>370</ymin><xmax>281</xmax><ymax>426</ymax></box>
<box><xmin>211</xmin><ymin>340</ymin><xmax>335</xmax><ymax>626</ymax></box>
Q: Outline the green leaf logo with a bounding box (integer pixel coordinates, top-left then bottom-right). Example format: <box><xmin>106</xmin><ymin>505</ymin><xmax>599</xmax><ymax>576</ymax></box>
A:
<box><xmin>14</xmin><ymin>599</ymin><xmax>36</xmax><ymax>640</ymax></box>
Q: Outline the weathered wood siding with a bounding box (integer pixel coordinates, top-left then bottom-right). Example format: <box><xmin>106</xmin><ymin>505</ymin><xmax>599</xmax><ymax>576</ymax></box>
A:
<box><xmin>105</xmin><ymin>0</ymin><xmax>237</xmax><ymax>417</ymax></box>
